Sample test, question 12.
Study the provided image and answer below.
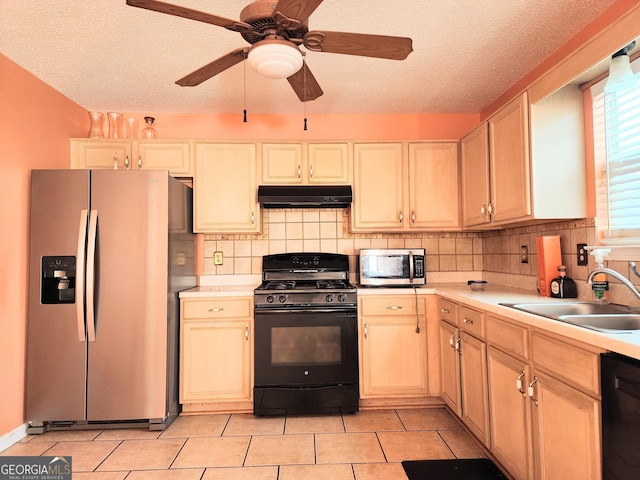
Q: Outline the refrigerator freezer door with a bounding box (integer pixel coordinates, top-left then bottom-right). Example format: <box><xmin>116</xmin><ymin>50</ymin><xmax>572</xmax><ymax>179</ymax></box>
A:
<box><xmin>27</xmin><ymin>170</ymin><xmax>90</xmax><ymax>422</ymax></box>
<box><xmin>86</xmin><ymin>170</ymin><xmax>169</xmax><ymax>421</ymax></box>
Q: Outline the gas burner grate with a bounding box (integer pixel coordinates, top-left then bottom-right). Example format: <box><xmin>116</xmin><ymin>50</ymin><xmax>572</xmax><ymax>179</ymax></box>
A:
<box><xmin>316</xmin><ymin>280</ymin><xmax>347</xmax><ymax>289</ymax></box>
<box><xmin>265</xmin><ymin>280</ymin><xmax>296</xmax><ymax>290</ymax></box>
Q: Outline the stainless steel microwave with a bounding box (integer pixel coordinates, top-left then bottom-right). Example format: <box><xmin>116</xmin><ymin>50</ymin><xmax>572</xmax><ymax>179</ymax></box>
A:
<box><xmin>358</xmin><ymin>248</ymin><xmax>426</xmax><ymax>286</ymax></box>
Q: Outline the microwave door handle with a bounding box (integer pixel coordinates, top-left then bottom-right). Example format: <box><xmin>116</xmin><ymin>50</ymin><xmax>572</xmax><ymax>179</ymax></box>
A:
<box><xmin>75</xmin><ymin>209</ymin><xmax>89</xmax><ymax>342</ymax></box>
<box><xmin>409</xmin><ymin>251</ymin><xmax>414</xmax><ymax>282</ymax></box>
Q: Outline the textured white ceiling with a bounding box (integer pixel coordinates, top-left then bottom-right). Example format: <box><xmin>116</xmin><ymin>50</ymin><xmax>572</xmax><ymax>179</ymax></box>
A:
<box><xmin>0</xmin><ymin>0</ymin><xmax>619</xmax><ymax>115</ymax></box>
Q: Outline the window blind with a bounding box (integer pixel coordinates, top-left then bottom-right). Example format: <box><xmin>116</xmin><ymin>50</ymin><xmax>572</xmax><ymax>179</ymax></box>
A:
<box><xmin>591</xmin><ymin>68</ymin><xmax>640</xmax><ymax>239</ymax></box>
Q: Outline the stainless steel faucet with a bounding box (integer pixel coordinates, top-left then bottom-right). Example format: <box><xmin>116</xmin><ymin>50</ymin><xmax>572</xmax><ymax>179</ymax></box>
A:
<box><xmin>587</xmin><ymin>263</ymin><xmax>640</xmax><ymax>302</ymax></box>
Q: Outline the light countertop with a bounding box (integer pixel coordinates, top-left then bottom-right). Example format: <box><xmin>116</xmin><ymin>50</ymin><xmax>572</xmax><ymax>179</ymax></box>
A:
<box><xmin>179</xmin><ymin>281</ymin><xmax>640</xmax><ymax>360</ymax></box>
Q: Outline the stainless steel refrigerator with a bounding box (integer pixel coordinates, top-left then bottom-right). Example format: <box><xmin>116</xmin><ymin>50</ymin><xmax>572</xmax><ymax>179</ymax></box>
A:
<box><xmin>26</xmin><ymin>169</ymin><xmax>195</xmax><ymax>432</ymax></box>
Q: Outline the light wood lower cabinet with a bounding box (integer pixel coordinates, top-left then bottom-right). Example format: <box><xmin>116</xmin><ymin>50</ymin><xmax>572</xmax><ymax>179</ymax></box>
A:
<box><xmin>180</xmin><ymin>297</ymin><xmax>253</xmax><ymax>411</ymax></box>
<box><xmin>487</xmin><ymin>346</ymin><xmax>534</xmax><ymax>480</ymax></box>
<box><xmin>439</xmin><ymin>319</ymin><xmax>461</xmax><ymax>415</ymax></box>
<box><xmin>441</xmin><ymin>299</ymin><xmax>602</xmax><ymax>480</ymax></box>
<box><xmin>359</xmin><ymin>295</ymin><xmax>428</xmax><ymax>398</ymax></box>
<box><xmin>459</xmin><ymin>330</ymin><xmax>490</xmax><ymax>446</ymax></box>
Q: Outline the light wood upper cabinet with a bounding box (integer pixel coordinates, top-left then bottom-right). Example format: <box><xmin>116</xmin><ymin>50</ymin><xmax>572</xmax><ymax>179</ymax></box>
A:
<box><xmin>70</xmin><ymin>140</ymin><xmax>131</xmax><ymax>170</ymax></box>
<box><xmin>489</xmin><ymin>92</ymin><xmax>532</xmax><ymax>223</ymax></box>
<box><xmin>359</xmin><ymin>295</ymin><xmax>428</xmax><ymax>398</ymax></box>
<box><xmin>132</xmin><ymin>141</ymin><xmax>192</xmax><ymax>175</ymax></box>
<box><xmin>460</xmin><ymin>123</ymin><xmax>491</xmax><ymax>227</ymax></box>
<box><xmin>352</xmin><ymin>143</ymin><xmax>405</xmax><ymax>231</ymax></box>
<box><xmin>180</xmin><ymin>297</ymin><xmax>253</xmax><ymax>408</ymax></box>
<box><xmin>409</xmin><ymin>143</ymin><xmax>460</xmax><ymax>229</ymax></box>
<box><xmin>261</xmin><ymin>142</ymin><xmax>350</xmax><ymax>184</ymax></box>
<box><xmin>70</xmin><ymin>139</ymin><xmax>192</xmax><ymax>176</ymax></box>
<box><xmin>194</xmin><ymin>143</ymin><xmax>260</xmax><ymax>233</ymax></box>
<box><xmin>460</xmin><ymin>87</ymin><xmax>586</xmax><ymax>227</ymax></box>
<box><xmin>352</xmin><ymin>142</ymin><xmax>459</xmax><ymax>232</ymax></box>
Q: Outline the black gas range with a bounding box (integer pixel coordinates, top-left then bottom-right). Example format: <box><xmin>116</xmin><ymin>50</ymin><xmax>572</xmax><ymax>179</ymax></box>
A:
<box><xmin>253</xmin><ymin>253</ymin><xmax>359</xmax><ymax>416</ymax></box>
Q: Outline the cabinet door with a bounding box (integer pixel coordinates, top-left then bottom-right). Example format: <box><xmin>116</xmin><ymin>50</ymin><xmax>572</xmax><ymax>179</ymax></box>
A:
<box><xmin>530</xmin><ymin>370</ymin><xmax>601</xmax><ymax>480</ymax></box>
<box><xmin>409</xmin><ymin>143</ymin><xmax>460</xmax><ymax>229</ymax></box>
<box><xmin>489</xmin><ymin>93</ymin><xmax>532</xmax><ymax>223</ymax></box>
<box><xmin>360</xmin><ymin>316</ymin><xmax>428</xmax><ymax>397</ymax></box>
<box><xmin>194</xmin><ymin>143</ymin><xmax>260</xmax><ymax>233</ymax></box>
<box><xmin>459</xmin><ymin>331</ymin><xmax>490</xmax><ymax>446</ymax></box>
<box><xmin>460</xmin><ymin>123</ymin><xmax>491</xmax><ymax>227</ymax></box>
<box><xmin>352</xmin><ymin>143</ymin><xmax>405</xmax><ymax>231</ymax></box>
<box><xmin>307</xmin><ymin>143</ymin><xmax>350</xmax><ymax>184</ymax></box>
<box><xmin>181</xmin><ymin>319</ymin><xmax>252</xmax><ymax>403</ymax></box>
<box><xmin>487</xmin><ymin>347</ymin><xmax>534</xmax><ymax>480</ymax></box>
<box><xmin>439</xmin><ymin>320</ymin><xmax>461</xmax><ymax>416</ymax></box>
<box><xmin>71</xmin><ymin>140</ymin><xmax>131</xmax><ymax>169</ymax></box>
<box><xmin>133</xmin><ymin>141</ymin><xmax>192</xmax><ymax>176</ymax></box>
<box><xmin>261</xmin><ymin>143</ymin><xmax>303</xmax><ymax>184</ymax></box>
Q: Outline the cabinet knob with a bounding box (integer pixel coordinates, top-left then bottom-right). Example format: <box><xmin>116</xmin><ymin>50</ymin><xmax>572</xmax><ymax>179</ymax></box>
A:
<box><xmin>245</xmin><ymin>323</ymin><xmax>249</xmax><ymax>341</ymax></box>
<box><xmin>411</xmin><ymin>210</ymin><xmax>416</xmax><ymax>224</ymax></box>
<box><xmin>297</xmin><ymin>165</ymin><xmax>301</xmax><ymax>178</ymax></box>
<box><xmin>124</xmin><ymin>155</ymin><xmax>130</xmax><ymax>170</ymax></box>
<box><xmin>516</xmin><ymin>371</ymin><xmax>526</xmax><ymax>396</ymax></box>
<box><xmin>363</xmin><ymin>321</ymin><xmax>368</xmax><ymax>339</ymax></box>
<box><xmin>385</xmin><ymin>305</ymin><xmax>403</xmax><ymax>310</ymax></box>
<box><xmin>138</xmin><ymin>155</ymin><xmax>142</xmax><ymax>169</ymax></box>
<box><xmin>399</xmin><ymin>210</ymin><xmax>404</xmax><ymax>224</ymax></box>
<box><xmin>208</xmin><ymin>307</ymin><xmax>226</xmax><ymax>312</ymax></box>
<box><xmin>463</xmin><ymin>317</ymin><xmax>474</xmax><ymax>325</ymax></box>
<box><xmin>309</xmin><ymin>165</ymin><xmax>314</xmax><ymax>178</ymax></box>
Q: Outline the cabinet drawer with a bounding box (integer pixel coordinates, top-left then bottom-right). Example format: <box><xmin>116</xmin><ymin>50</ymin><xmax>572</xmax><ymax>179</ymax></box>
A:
<box><xmin>531</xmin><ymin>331</ymin><xmax>600</xmax><ymax>396</ymax></box>
<box><xmin>438</xmin><ymin>298</ymin><xmax>457</xmax><ymax>324</ymax></box>
<box><xmin>360</xmin><ymin>295</ymin><xmax>425</xmax><ymax>316</ymax></box>
<box><xmin>182</xmin><ymin>297</ymin><xmax>253</xmax><ymax>319</ymax></box>
<box><xmin>458</xmin><ymin>306</ymin><xmax>485</xmax><ymax>337</ymax></box>
<box><xmin>486</xmin><ymin>315</ymin><xmax>529</xmax><ymax>360</ymax></box>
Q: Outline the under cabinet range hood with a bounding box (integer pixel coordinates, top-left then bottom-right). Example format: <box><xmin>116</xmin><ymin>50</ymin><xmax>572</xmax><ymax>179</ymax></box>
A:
<box><xmin>258</xmin><ymin>185</ymin><xmax>353</xmax><ymax>208</ymax></box>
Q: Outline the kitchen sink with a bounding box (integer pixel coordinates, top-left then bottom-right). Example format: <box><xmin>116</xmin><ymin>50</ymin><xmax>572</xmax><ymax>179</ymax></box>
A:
<box><xmin>500</xmin><ymin>302</ymin><xmax>640</xmax><ymax>333</ymax></box>
<box><xmin>501</xmin><ymin>302</ymin><xmax>636</xmax><ymax>318</ymax></box>
<box><xmin>558</xmin><ymin>314</ymin><xmax>640</xmax><ymax>333</ymax></box>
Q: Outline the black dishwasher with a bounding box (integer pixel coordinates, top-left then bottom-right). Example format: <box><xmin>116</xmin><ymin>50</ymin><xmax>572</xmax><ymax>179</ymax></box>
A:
<box><xmin>601</xmin><ymin>353</ymin><xmax>640</xmax><ymax>479</ymax></box>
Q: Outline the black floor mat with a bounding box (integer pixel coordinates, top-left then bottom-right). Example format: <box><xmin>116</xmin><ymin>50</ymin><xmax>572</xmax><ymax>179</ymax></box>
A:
<box><xmin>402</xmin><ymin>458</ymin><xmax>508</xmax><ymax>480</ymax></box>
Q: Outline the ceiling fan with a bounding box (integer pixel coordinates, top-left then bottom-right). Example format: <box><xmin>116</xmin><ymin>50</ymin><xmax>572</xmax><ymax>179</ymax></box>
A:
<box><xmin>125</xmin><ymin>0</ymin><xmax>413</xmax><ymax>102</ymax></box>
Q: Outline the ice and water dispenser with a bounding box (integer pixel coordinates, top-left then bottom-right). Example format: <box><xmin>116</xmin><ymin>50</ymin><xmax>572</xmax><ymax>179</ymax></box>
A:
<box><xmin>41</xmin><ymin>256</ymin><xmax>76</xmax><ymax>304</ymax></box>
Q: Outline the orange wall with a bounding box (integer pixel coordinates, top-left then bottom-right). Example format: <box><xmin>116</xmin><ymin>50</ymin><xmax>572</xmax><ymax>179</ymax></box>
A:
<box><xmin>117</xmin><ymin>112</ymin><xmax>479</xmax><ymax>141</ymax></box>
<box><xmin>0</xmin><ymin>53</ymin><xmax>87</xmax><ymax>437</ymax></box>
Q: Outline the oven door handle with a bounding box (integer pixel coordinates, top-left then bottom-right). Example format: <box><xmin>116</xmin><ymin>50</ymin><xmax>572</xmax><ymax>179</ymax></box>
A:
<box><xmin>254</xmin><ymin>308</ymin><xmax>357</xmax><ymax>315</ymax></box>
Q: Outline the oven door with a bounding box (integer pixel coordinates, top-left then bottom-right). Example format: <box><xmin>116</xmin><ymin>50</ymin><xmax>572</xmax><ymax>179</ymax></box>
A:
<box><xmin>254</xmin><ymin>307</ymin><xmax>358</xmax><ymax>387</ymax></box>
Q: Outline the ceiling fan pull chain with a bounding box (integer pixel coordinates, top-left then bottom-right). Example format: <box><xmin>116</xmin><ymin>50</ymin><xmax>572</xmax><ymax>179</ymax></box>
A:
<box><xmin>303</xmin><ymin>56</ymin><xmax>308</xmax><ymax>131</ymax></box>
<box><xmin>243</xmin><ymin>51</ymin><xmax>248</xmax><ymax>123</ymax></box>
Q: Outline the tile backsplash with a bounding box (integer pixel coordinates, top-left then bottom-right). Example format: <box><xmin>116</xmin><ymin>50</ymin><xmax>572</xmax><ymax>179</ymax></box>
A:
<box><xmin>201</xmin><ymin>212</ymin><xmax>638</xmax><ymax>303</ymax></box>
<box><xmin>202</xmin><ymin>208</ymin><xmax>483</xmax><ymax>280</ymax></box>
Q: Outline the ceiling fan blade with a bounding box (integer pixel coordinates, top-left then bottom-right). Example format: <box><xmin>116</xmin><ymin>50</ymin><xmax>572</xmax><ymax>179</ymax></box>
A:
<box><xmin>176</xmin><ymin>48</ymin><xmax>248</xmax><ymax>87</ymax></box>
<box><xmin>274</xmin><ymin>0</ymin><xmax>324</xmax><ymax>26</ymax></box>
<box><xmin>126</xmin><ymin>0</ymin><xmax>252</xmax><ymax>33</ymax></box>
<box><xmin>303</xmin><ymin>31</ymin><xmax>413</xmax><ymax>60</ymax></box>
<box><xmin>287</xmin><ymin>63</ymin><xmax>323</xmax><ymax>102</ymax></box>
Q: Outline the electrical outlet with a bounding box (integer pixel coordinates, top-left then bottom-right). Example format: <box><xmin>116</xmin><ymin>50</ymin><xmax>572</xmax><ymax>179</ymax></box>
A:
<box><xmin>520</xmin><ymin>245</ymin><xmax>529</xmax><ymax>264</ymax></box>
<box><xmin>577</xmin><ymin>243</ymin><xmax>588</xmax><ymax>266</ymax></box>
<box><xmin>214</xmin><ymin>251</ymin><xmax>223</xmax><ymax>265</ymax></box>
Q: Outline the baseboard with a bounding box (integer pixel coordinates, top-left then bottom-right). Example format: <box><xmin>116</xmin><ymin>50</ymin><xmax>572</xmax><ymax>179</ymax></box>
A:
<box><xmin>0</xmin><ymin>423</ymin><xmax>27</xmax><ymax>453</ymax></box>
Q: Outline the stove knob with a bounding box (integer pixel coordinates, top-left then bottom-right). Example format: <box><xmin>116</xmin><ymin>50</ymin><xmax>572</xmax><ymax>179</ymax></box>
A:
<box><xmin>278</xmin><ymin>295</ymin><xmax>287</xmax><ymax>303</ymax></box>
<box><xmin>338</xmin><ymin>293</ymin><xmax>347</xmax><ymax>302</ymax></box>
<box><xmin>326</xmin><ymin>294</ymin><xmax>335</xmax><ymax>302</ymax></box>
<box><xmin>266</xmin><ymin>295</ymin><xmax>275</xmax><ymax>303</ymax></box>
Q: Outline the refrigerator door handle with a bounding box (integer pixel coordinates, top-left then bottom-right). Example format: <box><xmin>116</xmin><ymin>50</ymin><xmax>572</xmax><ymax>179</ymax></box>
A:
<box><xmin>76</xmin><ymin>209</ymin><xmax>89</xmax><ymax>342</ymax></box>
<box><xmin>86</xmin><ymin>209</ymin><xmax>98</xmax><ymax>342</ymax></box>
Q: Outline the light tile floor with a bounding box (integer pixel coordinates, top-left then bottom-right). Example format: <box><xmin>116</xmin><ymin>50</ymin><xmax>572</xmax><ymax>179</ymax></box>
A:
<box><xmin>1</xmin><ymin>408</ymin><xmax>486</xmax><ymax>480</ymax></box>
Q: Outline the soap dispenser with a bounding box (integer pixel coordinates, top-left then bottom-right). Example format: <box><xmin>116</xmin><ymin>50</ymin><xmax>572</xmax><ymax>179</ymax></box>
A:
<box><xmin>550</xmin><ymin>265</ymin><xmax>578</xmax><ymax>298</ymax></box>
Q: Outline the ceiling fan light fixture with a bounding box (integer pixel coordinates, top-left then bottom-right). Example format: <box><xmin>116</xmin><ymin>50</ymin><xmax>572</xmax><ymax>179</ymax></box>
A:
<box><xmin>247</xmin><ymin>38</ymin><xmax>303</xmax><ymax>79</ymax></box>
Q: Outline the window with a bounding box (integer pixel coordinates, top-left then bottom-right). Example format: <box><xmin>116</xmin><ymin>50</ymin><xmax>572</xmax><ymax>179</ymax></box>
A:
<box><xmin>591</xmin><ymin>59</ymin><xmax>640</xmax><ymax>242</ymax></box>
